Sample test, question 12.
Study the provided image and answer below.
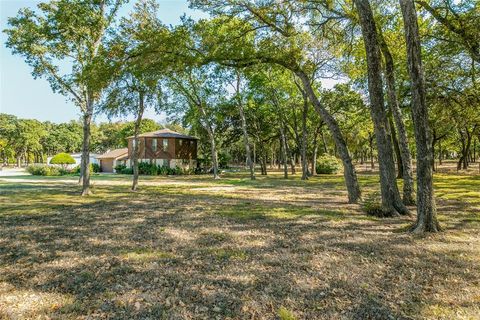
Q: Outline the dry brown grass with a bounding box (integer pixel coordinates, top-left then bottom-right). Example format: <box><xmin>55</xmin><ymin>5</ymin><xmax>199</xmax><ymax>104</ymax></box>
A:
<box><xmin>0</xmin><ymin>172</ymin><xmax>479</xmax><ymax>319</ymax></box>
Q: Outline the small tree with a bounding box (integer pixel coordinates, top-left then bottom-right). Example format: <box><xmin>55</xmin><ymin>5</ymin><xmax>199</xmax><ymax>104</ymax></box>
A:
<box><xmin>166</xmin><ymin>66</ymin><xmax>227</xmax><ymax>180</ymax></box>
<box><xmin>50</xmin><ymin>152</ymin><xmax>76</xmax><ymax>169</ymax></box>
<box><xmin>4</xmin><ymin>0</ymin><xmax>125</xmax><ymax>196</ymax></box>
<box><xmin>100</xmin><ymin>0</ymin><xmax>166</xmax><ymax>191</ymax></box>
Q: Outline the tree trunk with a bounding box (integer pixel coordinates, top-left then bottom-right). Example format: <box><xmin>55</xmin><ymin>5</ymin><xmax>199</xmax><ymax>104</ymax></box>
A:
<box><xmin>311</xmin><ymin>125</ymin><xmax>320</xmax><ymax>176</ymax></box>
<box><xmin>283</xmin><ymin>128</ymin><xmax>296</xmax><ymax>175</ymax></box>
<box><xmin>289</xmin><ymin>152</ymin><xmax>296</xmax><ymax>175</ymax></box>
<box><xmin>80</xmin><ymin>98</ymin><xmax>93</xmax><ymax>196</ymax></box>
<box><xmin>277</xmin><ymin>140</ymin><xmax>282</xmax><ymax>170</ymax></box>
<box><xmin>132</xmin><ymin>92</ymin><xmax>145</xmax><ymax>191</ymax></box>
<box><xmin>439</xmin><ymin>138</ymin><xmax>442</xmax><ymax>165</ymax></box>
<box><xmin>253</xmin><ymin>142</ymin><xmax>257</xmax><ymax>168</ymax></box>
<box><xmin>296</xmin><ymin>70</ymin><xmax>362</xmax><ymax>203</ymax></box>
<box><xmin>239</xmin><ymin>103</ymin><xmax>255</xmax><ymax>179</ymax></box>
<box><xmin>300</xmin><ymin>88</ymin><xmax>309</xmax><ymax>180</ymax></box>
<box><xmin>432</xmin><ymin>129</ymin><xmax>437</xmax><ymax>171</ymax></box>
<box><xmin>473</xmin><ymin>138</ymin><xmax>476</xmax><ymax>163</ymax></box>
<box><xmin>400</xmin><ymin>0</ymin><xmax>440</xmax><ymax>232</ymax></box>
<box><xmin>236</xmin><ymin>73</ymin><xmax>255</xmax><ymax>180</ymax></box>
<box><xmin>457</xmin><ymin>146</ymin><xmax>464</xmax><ymax>170</ymax></box>
<box><xmin>390</xmin><ymin>116</ymin><xmax>404</xmax><ymax>178</ymax></box>
<box><xmin>355</xmin><ymin>0</ymin><xmax>409</xmax><ymax>215</ymax></box>
<box><xmin>208</xmin><ymin>129</ymin><xmax>220</xmax><ymax>179</ymax></box>
<box><xmin>464</xmin><ymin>127</ymin><xmax>473</xmax><ymax>169</ymax></box>
<box><xmin>379</xmin><ymin>30</ymin><xmax>415</xmax><ymax>205</ymax></box>
<box><xmin>369</xmin><ymin>132</ymin><xmax>375</xmax><ymax>169</ymax></box>
<box><xmin>321</xmin><ymin>129</ymin><xmax>328</xmax><ymax>154</ymax></box>
<box><xmin>198</xmin><ymin>103</ymin><xmax>220</xmax><ymax>179</ymax></box>
<box><xmin>457</xmin><ymin>129</ymin><xmax>470</xmax><ymax>170</ymax></box>
<box><xmin>271</xmin><ymin>147</ymin><xmax>275</xmax><ymax>168</ymax></box>
<box><xmin>261</xmin><ymin>155</ymin><xmax>267</xmax><ymax>175</ymax></box>
<box><xmin>280</xmin><ymin>125</ymin><xmax>289</xmax><ymax>179</ymax></box>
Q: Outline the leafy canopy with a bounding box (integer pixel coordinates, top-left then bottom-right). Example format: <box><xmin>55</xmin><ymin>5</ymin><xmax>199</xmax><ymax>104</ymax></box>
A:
<box><xmin>50</xmin><ymin>152</ymin><xmax>76</xmax><ymax>165</ymax></box>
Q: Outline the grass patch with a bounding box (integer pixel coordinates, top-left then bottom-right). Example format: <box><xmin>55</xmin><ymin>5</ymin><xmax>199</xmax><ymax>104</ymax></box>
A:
<box><xmin>207</xmin><ymin>248</ymin><xmax>249</xmax><ymax>261</ymax></box>
<box><xmin>215</xmin><ymin>202</ymin><xmax>348</xmax><ymax>221</ymax></box>
<box><xmin>120</xmin><ymin>249</ymin><xmax>176</xmax><ymax>261</ymax></box>
<box><xmin>278</xmin><ymin>306</ymin><xmax>297</xmax><ymax>320</ymax></box>
<box><xmin>0</xmin><ymin>172</ymin><xmax>479</xmax><ymax>319</ymax></box>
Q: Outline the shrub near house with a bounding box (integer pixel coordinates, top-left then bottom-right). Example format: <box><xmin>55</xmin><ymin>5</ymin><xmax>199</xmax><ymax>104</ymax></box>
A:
<box><xmin>50</xmin><ymin>153</ymin><xmax>76</xmax><ymax>169</ymax></box>
<box><xmin>26</xmin><ymin>164</ymin><xmax>61</xmax><ymax>176</ymax></box>
<box><xmin>114</xmin><ymin>163</ymin><xmax>187</xmax><ymax>175</ymax></box>
<box><xmin>26</xmin><ymin>152</ymin><xmax>77</xmax><ymax>176</ymax></box>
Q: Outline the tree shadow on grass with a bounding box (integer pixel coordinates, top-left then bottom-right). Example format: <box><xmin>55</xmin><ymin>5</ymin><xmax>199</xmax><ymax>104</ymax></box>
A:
<box><xmin>0</xmin><ymin>179</ymin><xmax>479</xmax><ymax>319</ymax></box>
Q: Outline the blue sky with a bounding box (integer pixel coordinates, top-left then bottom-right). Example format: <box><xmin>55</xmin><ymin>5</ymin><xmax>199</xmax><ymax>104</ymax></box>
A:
<box><xmin>0</xmin><ymin>0</ymin><xmax>206</xmax><ymax>123</ymax></box>
<box><xmin>1</xmin><ymin>1</ymin><xmax>340</xmax><ymax>124</ymax></box>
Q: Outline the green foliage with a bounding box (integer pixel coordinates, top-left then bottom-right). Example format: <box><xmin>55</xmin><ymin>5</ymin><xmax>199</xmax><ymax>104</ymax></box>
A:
<box><xmin>27</xmin><ymin>164</ymin><xmax>60</xmax><ymax>176</ymax></box>
<box><xmin>278</xmin><ymin>307</ymin><xmax>297</xmax><ymax>320</ymax></box>
<box><xmin>361</xmin><ymin>192</ymin><xmax>384</xmax><ymax>217</ymax></box>
<box><xmin>316</xmin><ymin>155</ymin><xmax>341</xmax><ymax>174</ymax></box>
<box><xmin>114</xmin><ymin>164</ymin><xmax>127</xmax><ymax>173</ymax></box>
<box><xmin>218</xmin><ymin>152</ymin><xmax>231</xmax><ymax>169</ymax></box>
<box><xmin>119</xmin><ymin>120</ymin><xmax>161</xmax><ymax>146</ymax></box>
<box><xmin>42</xmin><ymin>121</ymin><xmax>83</xmax><ymax>154</ymax></box>
<box><xmin>208</xmin><ymin>248</ymin><xmax>248</xmax><ymax>261</ymax></box>
<box><xmin>92</xmin><ymin>163</ymin><xmax>101</xmax><ymax>173</ymax></box>
<box><xmin>120</xmin><ymin>167</ymin><xmax>133</xmax><ymax>174</ymax></box>
<box><xmin>118</xmin><ymin>163</ymin><xmax>188</xmax><ymax>176</ymax></box>
<box><xmin>72</xmin><ymin>163</ymin><xmax>100</xmax><ymax>174</ymax></box>
<box><xmin>58</xmin><ymin>167</ymin><xmax>73</xmax><ymax>176</ymax></box>
<box><xmin>138</xmin><ymin>162</ymin><xmax>158</xmax><ymax>175</ymax></box>
<box><xmin>321</xmin><ymin>85</ymin><xmax>373</xmax><ymax>158</ymax></box>
<box><xmin>50</xmin><ymin>153</ymin><xmax>75</xmax><ymax>165</ymax></box>
<box><xmin>156</xmin><ymin>165</ymin><xmax>168</xmax><ymax>175</ymax></box>
<box><xmin>0</xmin><ymin>115</ymin><xmax>47</xmax><ymax>164</ymax></box>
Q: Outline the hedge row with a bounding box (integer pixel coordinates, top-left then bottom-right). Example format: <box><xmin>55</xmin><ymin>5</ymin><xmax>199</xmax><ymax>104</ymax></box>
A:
<box><xmin>114</xmin><ymin>162</ymin><xmax>196</xmax><ymax>175</ymax></box>
<box><xmin>27</xmin><ymin>163</ymin><xmax>101</xmax><ymax>176</ymax></box>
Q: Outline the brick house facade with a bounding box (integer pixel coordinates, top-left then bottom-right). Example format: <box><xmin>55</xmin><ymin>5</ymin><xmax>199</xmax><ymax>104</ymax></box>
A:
<box><xmin>98</xmin><ymin>129</ymin><xmax>198</xmax><ymax>173</ymax></box>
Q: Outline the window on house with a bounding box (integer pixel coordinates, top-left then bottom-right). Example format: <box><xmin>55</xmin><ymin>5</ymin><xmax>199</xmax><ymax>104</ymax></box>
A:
<box><xmin>152</xmin><ymin>139</ymin><xmax>157</xmax><ymax>152</ymax></box>
<box><xmin>163</xmin><ymin>139</ymin><xmax>168</xmax><ymax>151</ymax></box>
<box><xmin>133</xmin><ymin>138</ymin><xmax>142</xmax><ymax>151</ymax></box>
<box><xmin>163</xmin><ymin>159</ymin><xmax>169</xmax><ymax>167</ymax></box>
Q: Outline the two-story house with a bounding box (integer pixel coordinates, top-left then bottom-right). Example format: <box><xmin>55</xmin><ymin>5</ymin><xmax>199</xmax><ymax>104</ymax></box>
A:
<box><xmin>98</xmin><ymin>129</ymin><xmax>198</xmax><ymax>173</ymax></box>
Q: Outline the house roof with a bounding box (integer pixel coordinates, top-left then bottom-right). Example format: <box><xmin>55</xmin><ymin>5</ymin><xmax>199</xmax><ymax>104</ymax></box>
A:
<box><xmin>97</xmin><ymin>148</ymin><xmax>128</xmax><ymax>159</ymax></box>
<box><xmin>127</xmin><ymin>129</ymin><xmax>198</xmax><ymax>140</ymax></box>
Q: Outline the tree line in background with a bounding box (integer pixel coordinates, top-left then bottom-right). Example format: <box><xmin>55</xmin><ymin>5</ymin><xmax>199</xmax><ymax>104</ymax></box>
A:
<box><xmin>0</xmin><ymin>114</ymin><xmax>163</xmax><ymax>165</ymax></box>
<box><xmin>2</xmin><ymin>74</ymin><xmax>477</xmax><ymax>175</ymax></box>
<box><xmin>3</xmin><ymin>0</ymin><xmax>480</xmax><ymax>233</ymax></box>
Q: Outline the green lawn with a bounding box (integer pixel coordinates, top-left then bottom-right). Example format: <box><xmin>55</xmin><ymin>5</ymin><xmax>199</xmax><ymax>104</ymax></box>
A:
<box><xmin>0</xmin><ymin>172</ymin><xmax>479</xmax><ymax>319</ymax></box>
